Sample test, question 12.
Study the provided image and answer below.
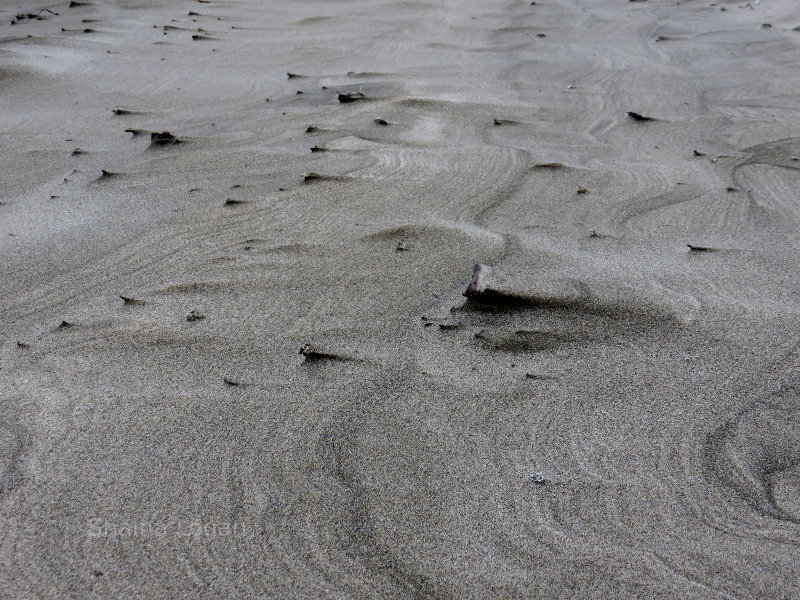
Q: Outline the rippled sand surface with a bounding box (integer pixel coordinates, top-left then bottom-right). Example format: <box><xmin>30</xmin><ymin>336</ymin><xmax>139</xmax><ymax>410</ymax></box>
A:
<box><xmin>2</xmin><ymin>0</ymin><xmax>799</xmax><ymax>597</ymax></box>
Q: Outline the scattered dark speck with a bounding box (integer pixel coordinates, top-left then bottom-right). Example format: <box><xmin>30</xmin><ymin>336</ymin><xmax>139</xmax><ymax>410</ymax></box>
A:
<box><xmin>627</xmin><ymin>111</ymin><xmax>655</xmax><ymax>121</ymax></box>
<box><xmin>120</xmin><ymin>295</ymin><xmax>145</xmax><ymax>306</ymax></box>
<box><xmin>303</xmin><ymin>172</ymin><xmax>324</xmax><ymax>182</ymax></box>
<box><xmin>687</xmin><ymin>244</ymin><xmax>718</xmax><ymax>253</ymax></box>
<box><xmin>299</xmin><ymin>343</ymin><xmax>349</xmax><ymax>362</ymax></box>
<box><xmin>338</xmin><ymin>91</ymin><xmax>367</xmax><ymax>103</ymax></box>
<box><xmin>150</xmin><ymin>131</ymin><xmax>181</xmax><ymax>146</ymax></box>
<box><xmin>525</xmin><ymin>373</ymin><xmax>553</xmax><ymax>380</ymax></box>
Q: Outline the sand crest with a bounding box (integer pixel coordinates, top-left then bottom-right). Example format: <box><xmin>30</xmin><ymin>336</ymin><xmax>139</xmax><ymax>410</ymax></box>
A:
<box><xmin>2</xmin><ymin>0</ymin><xmax>799</xmax><ymax>597</ymax></box>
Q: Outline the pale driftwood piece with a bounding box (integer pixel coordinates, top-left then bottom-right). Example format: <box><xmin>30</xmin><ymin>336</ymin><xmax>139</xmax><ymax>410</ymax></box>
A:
<box><xmin>463</xmin><ymin>264</ymin><xmax>490</xmax><ymax>298</ymax></box>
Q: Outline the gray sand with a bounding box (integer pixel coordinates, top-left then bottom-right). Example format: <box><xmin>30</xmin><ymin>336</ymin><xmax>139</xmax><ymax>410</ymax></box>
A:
<box><xmin>1</xmin><ymin>0</ymin><xmax>799</xmax><ymax>598</ymax></box>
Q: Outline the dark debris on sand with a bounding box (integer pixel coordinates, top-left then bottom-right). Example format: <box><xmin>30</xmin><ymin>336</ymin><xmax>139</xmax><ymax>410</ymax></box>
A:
<box><xmin>186</xmin><ymin>310</ymin><xmax>206</xmax><ymax>322</ymax></box>
<box><xmin>12</xmin><ymin>9</ymin><xmax>57</xmax><ymax>23</ymax></box>
<box><xmin>338</xmin><ymin>91</ymin><xmax>367</xmax><ymax>103</ymax></box>
<box><xmin>120</xmin><ymin>295</ymin><xmax>145</xmax><ymax>306</ymax></box>
<box><xmin>627</xmin><ymin>111</ymin><xmax>655</xmax><ymax>122</ymax></box>
<box><xmin>299</xmin><ymin>343</ymin><xmax>349</xmax><ymax>362</ymax></box>
<box><xmin>687</xmin><ymin>244</ymin><xmax>720</xmax><ymax>253</ymax></box>
<box><xmin>150</xmin><ymin>131</ymin><xmax>182</xmax><ymax>146</ymax></box>
<box><xmin>302</xmin><ymin>172</ymin><xmax>343</xmax><ymax>183</ymax></box>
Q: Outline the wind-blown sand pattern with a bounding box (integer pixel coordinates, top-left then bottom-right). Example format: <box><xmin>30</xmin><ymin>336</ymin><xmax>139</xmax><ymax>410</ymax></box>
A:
<box><xmin>2</xmin><ymin>0</ymin><xmax>799</xmax><ymax>598</ymax></box>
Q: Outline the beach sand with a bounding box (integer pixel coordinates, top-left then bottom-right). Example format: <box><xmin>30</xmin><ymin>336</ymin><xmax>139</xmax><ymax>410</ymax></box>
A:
<box><xmin>1</xmin><ymin>0</ymin><xmax>799</xmax><ymax>597</ymax></box>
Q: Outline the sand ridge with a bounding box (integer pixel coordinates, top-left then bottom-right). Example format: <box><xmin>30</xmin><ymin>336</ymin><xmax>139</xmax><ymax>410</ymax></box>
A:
<box><xmin>1</xmin><ymin>0</ymin><xmax>800</xmax><ymax>598</ymax></box>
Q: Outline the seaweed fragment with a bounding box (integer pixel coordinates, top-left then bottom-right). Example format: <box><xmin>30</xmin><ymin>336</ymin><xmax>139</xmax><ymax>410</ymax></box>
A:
<box><xmin>299</xmin><ymin>343</ymin><xmax>349</xmax><ymax>362</ymax></box>
<box><xmin>120</xmin><ymin>295</ymin><xmax>145</xmax><ymax>306</ymax></box>
<box><xmin>186</xmin><ymin>310</ymin><xmax>206</xmax><ymax>322</ymax></box>
<box><xmin>338</xmin><ymin>91</ymin><xmax>367</xmax><ymax>103</ymax></box>
<box><xmin>687</xmin><ymin>244</ymin><xmax>719</xmax><ymax>253</ymax></box>
<box><xmin>150</xmin><ymin>131</ymin><xmax>181</xmax><ymax>146</ymax></box>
